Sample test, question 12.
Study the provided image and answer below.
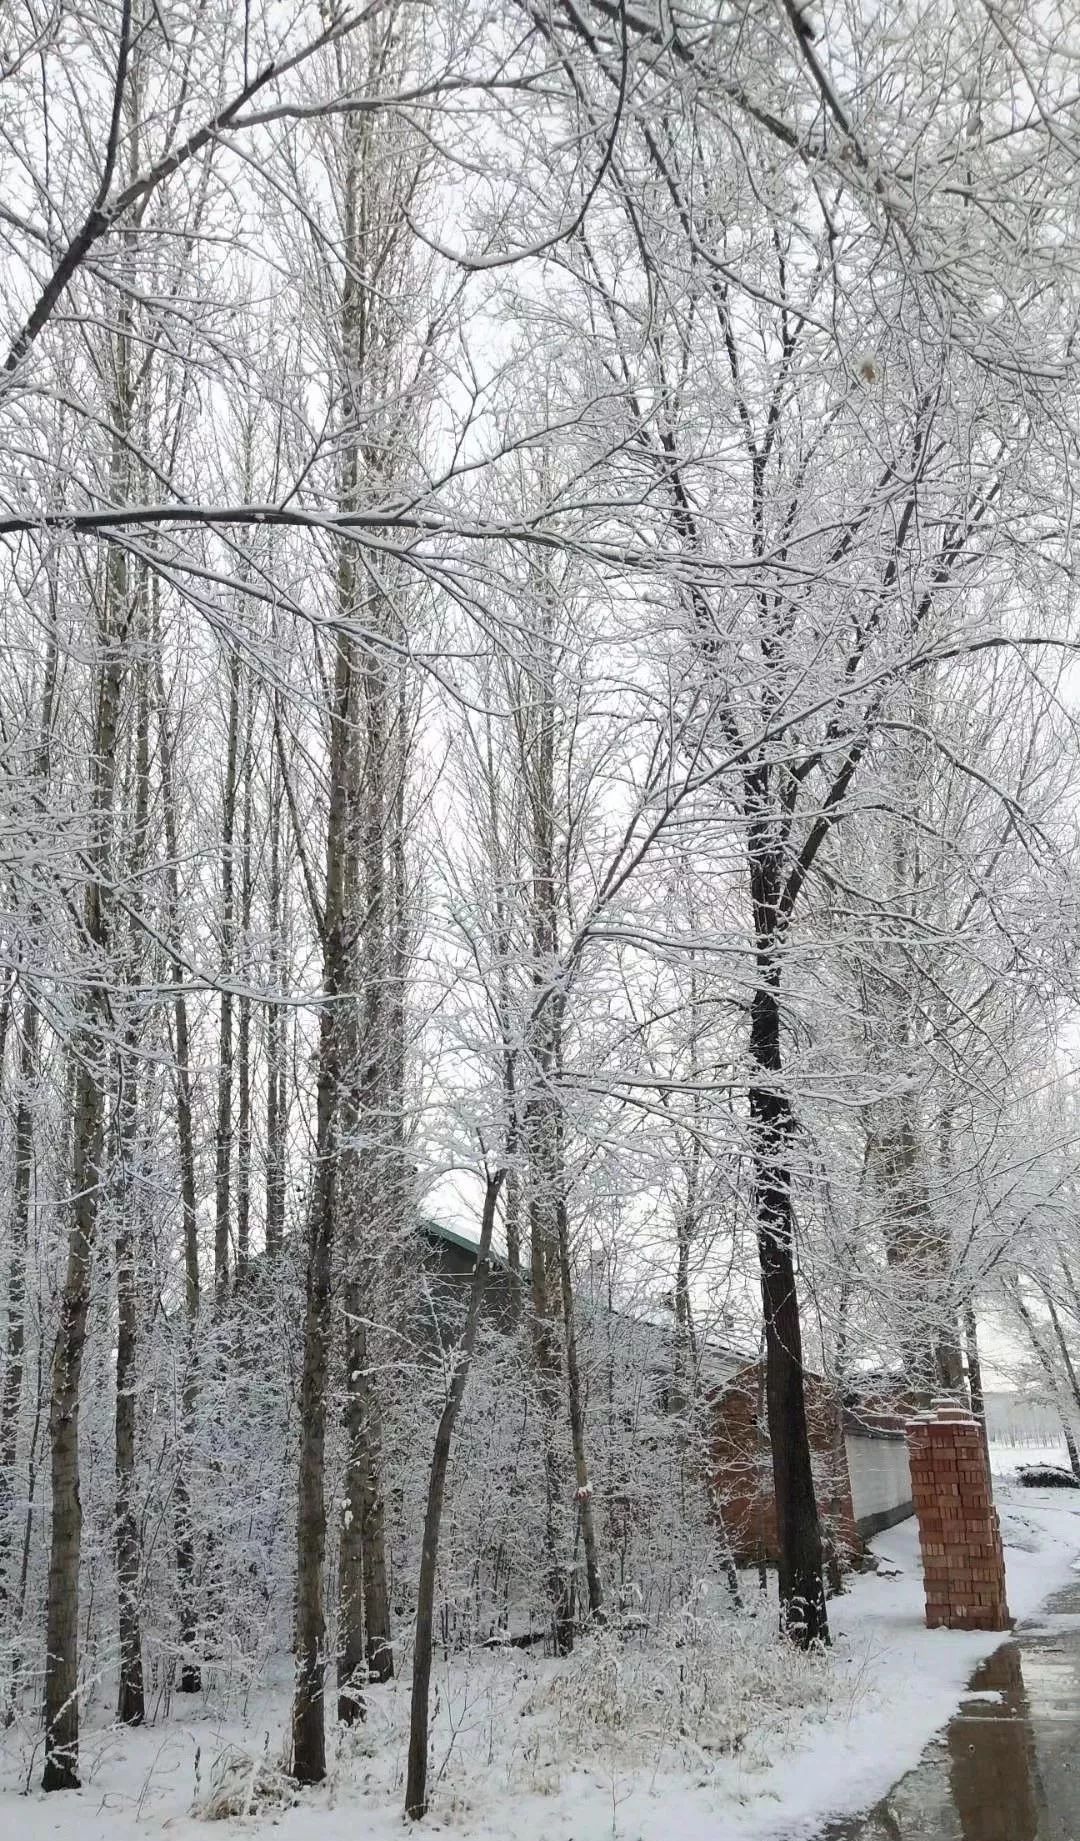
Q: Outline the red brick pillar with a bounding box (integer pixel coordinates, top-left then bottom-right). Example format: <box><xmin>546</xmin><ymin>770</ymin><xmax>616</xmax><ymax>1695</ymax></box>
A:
<box><xmin>907</xmin><ymin>1401</ymin><xmax>1010</xmax><ymax>1631</ymax></box>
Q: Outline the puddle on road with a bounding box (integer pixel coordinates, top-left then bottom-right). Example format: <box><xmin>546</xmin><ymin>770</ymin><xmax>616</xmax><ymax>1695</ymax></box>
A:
<box><xmin>820</xmin><ymin>1585</ymin><xmax>1080</xmax><ymax>1841</ymax></box>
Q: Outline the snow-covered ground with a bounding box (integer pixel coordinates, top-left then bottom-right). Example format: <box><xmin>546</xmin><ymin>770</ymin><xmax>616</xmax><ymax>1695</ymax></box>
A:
<box><xmin>3</xmin><ymin>1468</ymin><xmax>1078</xmax><ymax>1841</ymax></box>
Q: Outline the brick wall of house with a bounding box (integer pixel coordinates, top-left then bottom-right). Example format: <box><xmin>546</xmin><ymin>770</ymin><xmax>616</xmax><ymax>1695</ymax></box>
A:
<box><xmin>710</xmin><ymin>1364</ymin><xmax>861</xmax><ymax>1569</ymax></box>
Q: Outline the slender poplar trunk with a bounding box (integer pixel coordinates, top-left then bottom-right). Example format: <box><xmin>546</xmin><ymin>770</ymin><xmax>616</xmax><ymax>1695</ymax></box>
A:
<box><xmin>214</xmin><ymin>653</ymin><xmax>240</xmax><ymax>1300</ymax></box>
<box><xmin>291</xmin><ymin>630</ymin><xmax>357</xmax><ymax>1784</ymax></box>
<box><xmin>1039</xmin><ymin>1284</ymin><xmax>1080</xmax><ymax>1434</ymax></box>
<box><xmin>43</xmin><ymin>198</ymin><xmax>138</xmax><ymax>1778</ymax></box>
<box><xmin>0</xmin><ymin>619</ymin><xmax>57</xmax><ymax>1615</ymax></box>
<box><xmin>405</xmin><ymin>1174</ymin><xmax>504</xmax><ymax>1821</ymax></box>
<box><xmin>43</xmin><ymin>583</ymin><xmax>127</xmax><ymax>1791</ymax></box>
<box><xmin>528</xmin><ymin>1158</ymin><xmax>575</xmax><ymax>1654</ymax></box>
<box><xmin>963</xmin><ymin>1302</ymin><xmax>991</xmax><ymax>1468</ymax></box>
<box><xmin>0</xmin><ymin>1002</ymin><xmax>36</xmax><ymax>1616</ymax></box>
<box><xmin>236</xmin><ymin>728</ymin><xmax>254</xmax><ymax>1280</ymax></box>
<box><xmin>265</xmin><ymin>776</ymin><xmax>287</xmax><ymax>1259</ymax></box>
<box><xmin>153</xmin><ymin>596</ymin><xmax>202</xmax><ymax>1694</ymax></box>
<box><xmin>1013</xmin><ymin>1284</ymin><xmax>1080</xmax><ymax>1481</ymax></box>
<box><xmin>115</xmin><ymin>649</ymin><xmax>150</xmax><ymax>1727</ymax></box>
<box><xmin>555</xmin><ymin>1185</ymin><xmax>603</xmax><ymax>1621</ymax></box>
<box><xmin>523</xmin><ymin>617</ymin><xmax>576</xmax><ymax>1654</ymax></box>
<box><xmin>332</xmin><ymin>100</ymin><xmax>399</xmax><ymax>1709</ymax></box>
<box><xmin>337</xmin><ymin>1262</ymin><xmax>367</xmax><ymax>1725</ymax></box>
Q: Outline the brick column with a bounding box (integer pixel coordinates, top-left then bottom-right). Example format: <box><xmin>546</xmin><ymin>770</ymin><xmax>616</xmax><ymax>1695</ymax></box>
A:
<box><xmin>907</xmin><ymin>1401</ymin><xmax>1010</xmax><ymax>1631</ymax></box>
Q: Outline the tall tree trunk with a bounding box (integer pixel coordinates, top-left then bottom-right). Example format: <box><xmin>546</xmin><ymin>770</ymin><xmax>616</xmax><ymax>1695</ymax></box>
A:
<box><xmin>114</xmin><ymin>646</ymin><xmax>150</xmax><ymax>1727</ymax></box>
<box><xmin>214</xmin><ymin>651</ymin><xmax>241</xmax><ymax>1300</ymax></box>
<box><xmin>43</xmin><ymin>568</ymin><xmax>128</xmax><ymax>1790</ymax></box>
<box><xmin>1037</xmin><ymin>1283</ymin><xmax>1080</xmax><ymax>1434</ymax></box>
<box><xmin>354</xmin><ymin>639</ymin><xmax>395</xmax><ymax>1689</ymax></box>
<box><xmin>528</xmin><ymin>1135</ymin><xmax>575</xmax><ymax>1654</ymax></box>
<box><xmin>153</xmin><ymin>594</ymin><xmax>202</xmax><ymax>1695</ymax></box>
<box><xmin>236</xmin><ymin>717</ymin><xmax>254</xmax><ymax>1280</ymax></box>
<box><xmin>332</xmin><ymin>98</ymin><xmax>399</xmax><ymax>1709</ymax></box>
<box><xmin>43</xmin><ymin>183</ymin><xmax>138</xmax><ymax>1776</ymax></box>
<box><xmin>406</xmin><ymin>1173</ymin><xmax>504</xmax><ymax>1821</ymax></box>
<box><xmin>0</xmin><ymin>614</ymin><xmax>57</xmax><ymax>1617</ymax></box>
<box><xmin>0</xmin><ymin>999</ymin><xmax>36</xmax><ymax>1622</ymax></box>
<box><xmin>291</xmin><ymin>925</ymin><xmax>342</xmax><ymax>1784</ymax></box>
<box><xmin>747</xmin><ymin>840</ymin><xmax>828</xmax><ymax>1647</ymax></box>
<box><xmin>358</xmin><ymin>1384</ymin><xmax>392</xmax><ymax>1682</ymax></box>
<box><xmin>265</xmin><ymin>767</ymin><xmax>287</xmax><ymax>1259</ymax></box>
<box><xmin>291</xmin><ymin>628</ymin><xmax>358</xmax><ymax>1784</ymax></box>
<box><xmin>555</xmin><ymin>1184</ymin><xmax>603</xmax><ymax>1622</ymax></box>
<box><xmin>674</xmin><ymin>961</ymin><xmax>703</xmax><ymax>1414</ymax></box>
<box><xmin>336</xmin><ymin>1262</ymin><xmax>367</xmax><ymax>1725</ymax></box>
<box><xmin>963</xmin><ymin>1302</ymin><xmax>991</xmax><ymax>1468</ymax></box>
<box><xmin>880</xmin><ymin>1093</ymin><xmax>963</xmax><ymax>1396</ymax></box>
<box><xmin>1012</xmin><ymin>1284</ymin><xmax>1080</xmax><ymax>1481</ymax></box>
<box><xmin>523</xmin><ymin>610</ymin><xmax>576</xmax><ymax>1654</ymax></box>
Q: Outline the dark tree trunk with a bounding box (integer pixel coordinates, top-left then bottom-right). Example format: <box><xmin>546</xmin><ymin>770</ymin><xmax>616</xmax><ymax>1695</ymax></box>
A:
<box><xmin>291</xmin><ymin>630</ymin><xmax>357</xmax><ymax>1785</ymax></box>
<box><xmin>747</xmin><ymin>882</ymin><xmax>828</xmax><ymax>1646</ymax></box>
<box><xmin>265</xmin><ymin>778</ymin><xmax>287</xmax><ymax>1260</ymax></box>
<box><xmin>337</xmin><ymin>1270</ymin><xmax>368</xmax><ymax>1726</ymax></box>
<box><xmin>291</xmin><ymin>998</ymin><xmax>339</xmax><ymax>1783</ymax></box>
<box><xmin>555</xmin><ymin>1166</ymin><xmax>602</xmax><ymax>1622</ymax></box>
<box><xmin>114</xmin><ymin>653</ymin><xmax>149</xmax><ymax>1727</ymax></box>
<box><xmin>0</xmin><ymin>998</ymin><xmax>35</xmax><ymax>1615</ymax></box>
<box><xmin>529</xmin><ymin>1169</ymin><xmax>576</xmax><ymax>1656</ymax></box>
<box><xmin>214</xmin><ymin>651</ymin><xmax>240</xmax><ymax>1302</ymax></box>
<box><xmin>236</xmin><ymin>737</ymin><xmax>254</xmax><ymax>1280</ymax></box>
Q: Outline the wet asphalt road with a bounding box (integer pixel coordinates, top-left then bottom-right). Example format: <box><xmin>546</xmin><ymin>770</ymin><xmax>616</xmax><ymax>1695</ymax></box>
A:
<box><xmin>818</xmin><ymin>1582</ymin><xmax>1080</xmax><ymax>1841</ymax></box>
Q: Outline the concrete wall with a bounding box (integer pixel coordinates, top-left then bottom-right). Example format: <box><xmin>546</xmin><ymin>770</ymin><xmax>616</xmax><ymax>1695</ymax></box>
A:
<box><xmin>845</xmin><ymin>1429</ymin><xmax>913</xmax><ymax>1538</ymax></box>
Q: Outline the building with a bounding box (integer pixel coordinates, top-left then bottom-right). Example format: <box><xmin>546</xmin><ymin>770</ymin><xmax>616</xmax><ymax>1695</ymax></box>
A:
<box><xmin>709</xmin><ymin>1364</ymin><xmax>914</xmax><ymax>1567</ymax></box>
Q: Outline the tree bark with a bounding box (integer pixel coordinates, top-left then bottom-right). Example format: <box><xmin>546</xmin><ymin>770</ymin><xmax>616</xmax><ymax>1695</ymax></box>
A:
<box><xmin>236</xmin><ymin>721</ymin><xmax>254</xmax><ymax>1280</ymax></box>
<box><xmin>265</xmin><ymin>769</ymin><xmax>287</xmax><ymax>1259</ymax></box>
<box><xmin>43</xmin><ymin>575</ymin><xmax>127</xmax><ymax>1790</ymax></box>
<box><xmin>1038</xmin><ymin>1283</ymin><xmax>1080</xmax><ymax>1439</ymax></box>
<box><xmin>963</xmin><ymin>1302</ymin><xmax>991</xmax><ymax>1469</ymax></box>
<box><xmin>331</xmin><ymin>94</ymin><xmax>401</xmax><ymax>1711</ymax></box>
<box><xmin>747</xmin><ymin>840</ymin><xmax>828</xmax><ymax>1646</ymax></box>
<box><xmin>0</xmin><ymin>614</ymin><xmax>56</xmax><ymax>1617</ymax></box>
<box><xmin>213</xmin><ymin>651</ymin><xmax>241</xmax><ymax>1301</ymax></box>
<box><xmin>528</xmin><ymin>1156</ymin><xmax>575</xmax><ymax>1654</ymax></box>
<box><xmin>114</xmin><ymin>648</ymin><xmax>149</xmax><ymax>1727</ymax></box>
<box><xmin>555</xmin><ymin>1185</ymin><xmax>603</xmax><ymax>1622</ymax></box>
<box><xmin>290</xmin><ymin>625</ymin><xmax>358</xmax><ymax>1784</ymax></box>
<box><xmin>153</xmin><ymin>593</ymin><xmax>202</xmax><ymax>1695</ymax></box>
<box><xmin>406</xmin><ymin>1173</ymin><xmax>504</xmax><ymax>1820</ymax></box>
<box><xmin>337</xmin><ymin>1265</ymin><xmax>368</xmax><ymax>1725</ymax></box>
<box><xmin>1013</xmin><ymin>1284</ymin><xmax>1080</xmax><ymax>1481</ymax></box>
<box><xmin>43</xmin><ymin>217</ymin><xmax>140</xmax><ymax>1774</ymax></box>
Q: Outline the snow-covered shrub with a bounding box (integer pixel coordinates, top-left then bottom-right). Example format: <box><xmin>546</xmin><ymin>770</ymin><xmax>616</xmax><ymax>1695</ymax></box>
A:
<box><xmin>524</xmin><ymin>1587</ymin><xmax>834</xmax><ymax>1774</ymax></box>
<box><xmin>195</xmin><ymin>1743</ymin><xmax>298</xmax><ymax>1820</ymax></box>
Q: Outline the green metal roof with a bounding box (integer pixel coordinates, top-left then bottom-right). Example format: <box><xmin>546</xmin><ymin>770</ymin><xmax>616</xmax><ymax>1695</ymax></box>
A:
<box><xmin>417</xmin><ymin>1216</ymin><xmax>510</xmax><ymax>1269</ymax></box>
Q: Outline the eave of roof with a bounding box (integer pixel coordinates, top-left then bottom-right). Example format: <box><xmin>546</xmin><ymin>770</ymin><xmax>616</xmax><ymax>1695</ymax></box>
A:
<box><xmin>417</xmin><ymin>1216</ymin><xmax>511</xmax><ymax>1270</ymax></box>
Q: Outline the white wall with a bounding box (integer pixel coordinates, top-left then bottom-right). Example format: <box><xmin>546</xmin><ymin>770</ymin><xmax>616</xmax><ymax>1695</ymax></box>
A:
<box><xmin>845</xmin><ymin>1432</ymin><xmax>912</xmax><ymax>1530</ymax></box>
